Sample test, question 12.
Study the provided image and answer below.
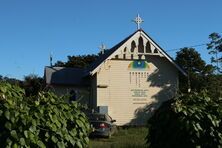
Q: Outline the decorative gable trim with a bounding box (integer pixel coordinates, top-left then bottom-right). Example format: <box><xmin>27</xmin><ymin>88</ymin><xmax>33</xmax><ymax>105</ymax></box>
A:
<box><xmin>90</xmin><ymin>29</ymin><xmax>187</xmax><ymax>76</ymax></box>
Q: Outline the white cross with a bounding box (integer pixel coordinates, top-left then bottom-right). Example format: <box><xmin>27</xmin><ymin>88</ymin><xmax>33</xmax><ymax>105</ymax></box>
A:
<box><xmin>133</xmin><ymin>14</ymin><xmax>144</xmax><ymax>30</ymax></box>
<box><xmin>50</xmin><ymin>51</ymin><xmax>53</xmax><ymax>66</ymax></box>
<box><xmin>99</xmin><ymin>43</ymin><xmax>106</xmax><ymax>54</ymax></box>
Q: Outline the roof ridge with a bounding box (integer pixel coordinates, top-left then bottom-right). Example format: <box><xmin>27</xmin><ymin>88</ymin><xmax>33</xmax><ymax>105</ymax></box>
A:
<box><xmin>87</xmin><ymin>29</ymin><xmax>187</xmax><ymax>76</ymax></box>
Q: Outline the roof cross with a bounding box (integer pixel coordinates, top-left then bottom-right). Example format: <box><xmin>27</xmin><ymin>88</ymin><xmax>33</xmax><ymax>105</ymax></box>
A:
<box><xmin>99</xmin><ymin>43</ymin><xmax>106</xmax><ymax>55</ymax></box>
<box><xmin>133</xmin><ymin>14</ymin><xmax>144</xmax><ymax>30</ymax></box>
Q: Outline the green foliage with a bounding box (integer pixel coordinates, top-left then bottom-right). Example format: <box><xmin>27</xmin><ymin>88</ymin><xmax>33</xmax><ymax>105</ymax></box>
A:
<box><xmin>0</xmin><ymin>82</ymin><xmax>90</xmax><ymax>147</ymax></box>
<box><xmin>204</xmin><ymin>74</ymin><xmax>222</xmax><ymax>99</ymax></box>
<box><xmin>175</xmin><ymin>48</ymin><xmax>214</xmax><ymax>93</ymax></box>
<box><xmin>0</xmin><ymin>74</ymin><xmax>45</xmax><ymax>97</ymax></box>
<box><xmin>146</xmin><ymin>92</ymin><xmax>222</xmax><ymax>148</ymax></box>
<box><xmin>207</xmin><ymin>32</ymin><xmax>222</xmax><ymax>73</ymax></box>
<box><xmin>22</xmin><ymin>74</ymin><xmax>45</xmax><ymax>97</ymax></box>
<box><xmin>175</xmin><ymin>47</ymin><xmax>222</xmax><ymax>99</ymax></box>
<box><xmin>0</xmin><ymin>75</ymin><xmax>22</xmax><ymax>86</ymax></box>
<box><xmin>54</xmin><ymin>54</ymin><xmax>98</xmax><ymax>69</ymax></box>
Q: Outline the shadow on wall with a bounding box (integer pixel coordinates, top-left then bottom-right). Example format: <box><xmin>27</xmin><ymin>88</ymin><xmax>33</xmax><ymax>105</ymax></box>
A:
<box><xmin>129</xmin><ymin>101</ymin><xmax>159</xmax><ymax>126</ymax></box>
<box><xmin>128</xmin><ymin>57</ymin><xmax>178</xmax><ymax>125</ymax></box>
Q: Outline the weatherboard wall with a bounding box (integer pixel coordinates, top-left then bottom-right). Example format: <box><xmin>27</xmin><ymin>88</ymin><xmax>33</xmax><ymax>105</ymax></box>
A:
<box><xmin>96</xmin><ymin>57</ymin><xmax>178</xmax><ymax>125</ymax></box>
<box><xmin>51</xmin><ymin>86</ymin><xmax>90</xmax><ymax>105</ymax></box>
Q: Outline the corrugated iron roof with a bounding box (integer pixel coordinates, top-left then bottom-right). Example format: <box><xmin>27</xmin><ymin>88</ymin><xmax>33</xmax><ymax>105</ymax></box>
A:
<box><xmin>45</xmin><ymin>29</ymin><xmax>187</xmax><ymax>85</ymax></box>
<box><xmin>45</xmin><ymin>66</ymin><xmax>89</xmax><ymax>86</ymax></box>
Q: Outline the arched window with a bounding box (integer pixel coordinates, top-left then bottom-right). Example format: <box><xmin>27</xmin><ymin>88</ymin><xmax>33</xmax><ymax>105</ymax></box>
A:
<box><xmin>130</xmin><ymin>41</ymin><xmax>136</xmax><ymax>53</ymax></box>
<box><xmin>154</xmin><ymin>48</ymin><xmax>158</xmax><ymax>53</ymax></box>
<box><xmin>146</xmin><ymin>41</ymin><xmax>151</xmax><ymax>53</ymax></box>
<box><xmin>138</xmin><ymin>37</ymin><xmax>144</xmax><ymax>53</ymax></box>
<box><xmin>123</xmin><ymin>47</ymin><xmax>127</xmax><ymax>53</ymax></box>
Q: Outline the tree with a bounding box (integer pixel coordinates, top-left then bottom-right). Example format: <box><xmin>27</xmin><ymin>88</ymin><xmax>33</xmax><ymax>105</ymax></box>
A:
<box><xmin>54</xmin><ymin>54</ymin><xmax>98</xmax><ymax>69</ymax></box>
<box><xmin>0</xmin><ymin>75</ymin><xmax>22</xmax><ymax>86</ymax></box>
<box><xmin>22</xmin><ymin>74</ymin><xmax>45</xmax><ymax>97</ymax></box>
<box><xmin>146</xmin><ymin>92</ymin><xmax>222</xmax><ymax>148</ymax></box>
<box><xmin>207</xmin><ymin>32</ymin><xmax>222</xmax><ymax>73</ymax></box>
<box><xmin>175</xmin><ymin>48</ymin><xmax>214</xmax><ymax>93</ymax></box>
<box><xmin>204</xmin><ymin>74</ymin><xmax>222</xmax><ymax>99</ymax></box>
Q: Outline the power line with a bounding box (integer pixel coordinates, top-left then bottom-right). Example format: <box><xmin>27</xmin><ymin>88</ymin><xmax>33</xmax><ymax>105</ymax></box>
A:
<box><xmin>50</xmin><ymin>32</ymin><xmax>222</xmax><ymax>54</ymax></box>
<box><xmin>166</xmin><ymin>43</ymin><xmax>208</xmax><ymax>52</ymax></box>
<box><xmin>166</xmin><ymin>32</ymin><xmax>222</xmax><ymax>52</ymax></box>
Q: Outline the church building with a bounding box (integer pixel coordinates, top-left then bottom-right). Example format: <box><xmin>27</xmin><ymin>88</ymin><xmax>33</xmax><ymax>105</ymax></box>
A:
<box><xmin>44</xmin><ymin>15</ymin><xmax>186</xmax><ymax>125</ymax></box>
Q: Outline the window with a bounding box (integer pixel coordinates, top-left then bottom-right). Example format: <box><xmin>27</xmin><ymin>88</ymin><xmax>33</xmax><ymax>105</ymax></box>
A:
<box><xmin>130</xmin><ymin>41</ymin><xmax>136</xmax><ymax>53</ymax></box>
<box><xmin>138</xmin><ymin>37</ymin><xmax>144</xmax><ymax>53</ymax></box>
<box><xmin>146</xmin><ymin>42</ymin><xmax>151</xmax><ymax>53</ymax></box>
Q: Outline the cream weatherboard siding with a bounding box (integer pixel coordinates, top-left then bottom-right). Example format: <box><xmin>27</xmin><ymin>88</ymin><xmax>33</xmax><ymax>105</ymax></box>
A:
<box><xmin>44</xmin><ymin>29</ymin><xmax>185</xmax><ymax>126</ymax></box>
<box><xmin>52</xmin><ymin>86</ymin><xmax>90</xmax><ymax>105</ymax></box>
<box><xmin>96</xmin><ymin>56</ymin><xmax>178</xmax><ymax>125</ymax></box>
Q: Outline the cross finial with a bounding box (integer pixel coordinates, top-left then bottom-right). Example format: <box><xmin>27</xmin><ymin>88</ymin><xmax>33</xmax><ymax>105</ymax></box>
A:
<box><xmin>133</xmin><ymin>14</ymin><xmax>144</xmax><ymax>30</ymax></box>
<box><xmin>50</xmin><ymin>51</ymin><xmax>53</xmax><ymax>66</ymax></box>
<box><xmin>99</xmin><ymin>43</ymin><xmax>106</xmax><ymax>55</ymax></box>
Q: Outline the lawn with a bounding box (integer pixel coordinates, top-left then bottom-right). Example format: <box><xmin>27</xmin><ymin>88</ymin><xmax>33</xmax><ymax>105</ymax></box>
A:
<box><xmin>89</xmin><ymin>127</ymin><xmax>148</xmax><ymax>148</ymax></box>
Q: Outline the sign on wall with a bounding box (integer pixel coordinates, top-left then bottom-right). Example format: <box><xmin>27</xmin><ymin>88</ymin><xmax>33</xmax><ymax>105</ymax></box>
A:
<box><xmin>131</xmin><ymin>89</ymin><xmax>148</xmax><ymax>97</ymax></box>
<box><xmin>128</xmin><ymin>60</ymin><xmax>150</xmax><ymax>71</ymax></box>
<box><xmin>128</xmin><ymin>60</ymin><xmax>151</xmax><ymax>88</ymax></box>
<box><xmin>128</xmin><ymin>60</ymin><xmax>151</xmax><ymax>103</ymax></box>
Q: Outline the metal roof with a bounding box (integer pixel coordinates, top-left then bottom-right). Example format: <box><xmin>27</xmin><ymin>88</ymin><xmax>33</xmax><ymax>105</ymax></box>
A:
<box><xmin>45</xmin><ymin>29</ymin><xmax>187</xmax><ymax>86</ymax></box>
<box><xmin>45</xmin><ymin>66</ymin><xmax>89</xmax><ymax>86</ymax></box>
<box><xmin>88</xmin><ymin>29</ymin><xmax>187</xmax><ymax>76</ymax></box>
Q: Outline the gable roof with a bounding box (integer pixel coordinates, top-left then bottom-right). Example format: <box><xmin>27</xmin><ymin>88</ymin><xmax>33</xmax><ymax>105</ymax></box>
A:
<box><xmin>88</xmin><ymin>29</ymin><xmax>187</xmax><ymax>76</ymax></box>
<box><xmin>87</xmin><ymin>30</ymin><xmax>138</xmax><ymax>73</ymax></box>
<box><xmin>45</xmin><ymin>66</ymin><xmax>89</xmax><ymax>86</ymax></box>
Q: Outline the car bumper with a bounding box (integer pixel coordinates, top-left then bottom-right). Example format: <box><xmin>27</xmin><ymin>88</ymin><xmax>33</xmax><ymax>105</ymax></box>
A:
<box><xmin>90</xmin><ymin>128</ymin><xmax>110</xmax><ymax>137</ymax></box>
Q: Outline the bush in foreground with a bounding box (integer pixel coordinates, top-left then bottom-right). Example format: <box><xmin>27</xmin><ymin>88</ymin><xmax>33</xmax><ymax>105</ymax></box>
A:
<box><xmin>0</xmin><ymin>83</ymin><xmax>90</xmax><ymax>148</ymax></box>
<box><xmin>146</xmin><ymin>92</ymin><xmax>222</xmax><ymax>148</ymax></box>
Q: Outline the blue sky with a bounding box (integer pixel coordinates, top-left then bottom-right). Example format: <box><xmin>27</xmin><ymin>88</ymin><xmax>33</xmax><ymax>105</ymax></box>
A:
<box><xmin>0</xmin><ymin>0</ymin><xmax>221</xmax><ymax>80</ymax></box>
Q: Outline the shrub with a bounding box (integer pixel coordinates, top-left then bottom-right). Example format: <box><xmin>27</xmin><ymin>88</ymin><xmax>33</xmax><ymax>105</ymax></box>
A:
<box><xmin>146</xmin><ymin>92</ymin><xmax>222</xmax><ymax>148</ymax></box>
<box><xmin>0</xmin><ymin>82</ymin><xmax>90</xmax><ymax>148</ymax></box>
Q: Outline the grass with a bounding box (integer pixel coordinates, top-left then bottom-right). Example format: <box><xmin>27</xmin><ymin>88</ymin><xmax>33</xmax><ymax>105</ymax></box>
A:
<box><xmin>89</xmin><ymin>127</ymin><xmax>148</xmax><ymax>148</ymax></box>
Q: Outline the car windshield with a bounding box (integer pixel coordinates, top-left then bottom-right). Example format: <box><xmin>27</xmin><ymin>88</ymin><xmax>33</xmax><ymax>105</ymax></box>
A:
<box><xmin>89</xmin><ymin>114</ymin><xmax>106</xmax><ymax>121</ymax></box>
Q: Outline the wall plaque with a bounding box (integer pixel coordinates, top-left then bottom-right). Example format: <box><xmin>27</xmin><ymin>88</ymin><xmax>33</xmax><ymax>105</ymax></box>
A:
<box><xmin>131</xmin><ymin>89</ymin><xmax>148</xmax><ymax>97</ymax></box>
